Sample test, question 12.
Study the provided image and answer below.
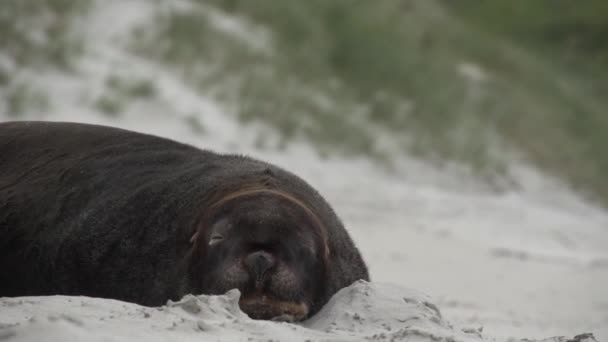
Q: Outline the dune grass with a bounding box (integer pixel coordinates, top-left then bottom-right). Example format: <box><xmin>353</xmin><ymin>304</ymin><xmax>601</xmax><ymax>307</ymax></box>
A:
<box><xmin>0</xmin><ymin>0</ymin><xmax>89</xmax><ymax>117</ymax></box>
<box><xmin>0</xmin><ymin>0</ymin><xmax>88</xmax><ymax>69</ymax></box>
<box><xmin>135</xmin><ymin>0</ymin><xmax>608</xmax><ymax>205</ymax></box>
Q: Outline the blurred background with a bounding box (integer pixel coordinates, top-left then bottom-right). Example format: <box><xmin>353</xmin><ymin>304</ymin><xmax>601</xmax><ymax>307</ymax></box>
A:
<box><xmin>1</xmin><ymin>0</ymin><xmax>607</xmax><ymax>341</ymax></box>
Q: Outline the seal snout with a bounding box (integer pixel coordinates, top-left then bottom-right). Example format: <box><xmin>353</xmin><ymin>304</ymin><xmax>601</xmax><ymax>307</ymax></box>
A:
<box><xmin>244</xmin><ymin>251</ymin><xmax>276</xmax><ymax>288</ymax></box>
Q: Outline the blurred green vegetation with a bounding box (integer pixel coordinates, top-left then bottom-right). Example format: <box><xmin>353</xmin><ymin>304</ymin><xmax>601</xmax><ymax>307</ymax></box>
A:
<box><xmin>132</xmin><ymin>2</ymin><xmax>380</xmax><ymax>156</ymax></box>
<box><xmin>0</xmin><ymin>0</ymin><xmax>88</xmax><ymax>117</ymax></box>
<box><xmin>442</xmin><ymin>0</ymin><xmax>608</xmax><ymax>199</ymax></box>
<box><xmin>5</xmin><ymin>82</ymin><xmax>49</xmax><ymax>118</ymax></box>
<box><xmin>141</xmin><ymin>0</ymin><xmax>608</xmax><ymax>203</ymax></box>
<box><xmin>94</xmin><ymin>75</ymin><xmax>157</xmax><ymax>117</ymax></box>
<box><xmin>3</xmin><ymin>0</ymin><xmax>608</xmax><ymax>205</ymax></box>
<box><xmin>0</xmin><ymin>0</ymin><xmax>88</xmax><ymax>69</ymax></box>
<box><xmin>442</xmin><ymin>0</ymin><xmax>608</xmax><ymax>67</ymax></box>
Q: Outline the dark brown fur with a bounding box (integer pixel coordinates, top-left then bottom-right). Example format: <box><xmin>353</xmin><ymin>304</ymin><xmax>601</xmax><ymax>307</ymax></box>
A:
<box><xmin>0</xmin><ymin>121</ymin><xmax>369</xmax><ymax>320</ymax></box>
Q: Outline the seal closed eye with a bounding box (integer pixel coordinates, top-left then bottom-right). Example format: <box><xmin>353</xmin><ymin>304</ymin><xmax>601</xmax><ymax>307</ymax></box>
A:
<box><xmin>0</xmin><ymin>121</ymin><xmax>370</xmax><ymax>321</ymax></box>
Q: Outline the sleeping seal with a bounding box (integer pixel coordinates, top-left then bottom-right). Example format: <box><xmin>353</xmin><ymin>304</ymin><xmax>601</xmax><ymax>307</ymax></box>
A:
<box><xmin>0</xmin><ymin>121</ymin><xmax>369</xmax><ymax>321</ymax></box>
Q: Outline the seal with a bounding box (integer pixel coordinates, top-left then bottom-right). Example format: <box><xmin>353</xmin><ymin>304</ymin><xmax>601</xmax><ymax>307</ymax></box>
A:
<box><xmin>0</xmin><ymin>121</ymin><xmax>369</xmax><ymax>321</ymax></box>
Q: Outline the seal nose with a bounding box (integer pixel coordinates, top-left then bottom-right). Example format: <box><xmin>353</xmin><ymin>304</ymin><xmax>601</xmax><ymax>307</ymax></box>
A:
<box><xmin>245</xmin><ymin>251</ymin><xmax>275</xmax><ymax>281</ymax></box>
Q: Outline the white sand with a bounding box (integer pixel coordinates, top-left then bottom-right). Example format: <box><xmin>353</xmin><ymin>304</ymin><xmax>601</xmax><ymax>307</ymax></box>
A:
<box><xmin>0</xmin><ymin>282</ymin><xmax>485</xmax><ymax>342</ymax></box>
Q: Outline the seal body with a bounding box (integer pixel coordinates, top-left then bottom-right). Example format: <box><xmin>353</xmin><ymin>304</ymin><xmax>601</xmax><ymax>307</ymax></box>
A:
<box><xmin>0</xmin><ymin>121</ymin><xmax>368</xmax><ymax>320</ymax></box>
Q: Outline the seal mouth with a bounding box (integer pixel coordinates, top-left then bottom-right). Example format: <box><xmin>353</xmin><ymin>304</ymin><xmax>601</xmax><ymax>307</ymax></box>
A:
<box><xmin>239</xmin><ymin>294</ymin><xmax>309</xmax><ymax>322</ymax></box>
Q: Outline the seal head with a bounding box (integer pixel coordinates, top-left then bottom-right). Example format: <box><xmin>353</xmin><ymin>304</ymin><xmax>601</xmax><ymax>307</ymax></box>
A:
<box><xmin>189</xmin><ymin>188</ymin><xmax>329</xmax><ymax>321</ymax></box>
